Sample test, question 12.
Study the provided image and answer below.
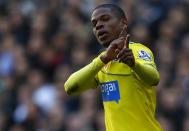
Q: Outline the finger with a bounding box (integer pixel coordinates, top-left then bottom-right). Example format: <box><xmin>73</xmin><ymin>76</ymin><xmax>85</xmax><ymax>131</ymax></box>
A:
<box><xmin>120</xmin><ymin>56</ymin><xmax>134</xmax><ymax>63</ymax></box>
<box><xmin>119</xmin><ymin>54</ymin><xmax>133</xmax><ymax>62</ymax></box>
<box><xmin>122</xmin><ymin>56</ymin><xmax>135</xmax><ymax>67</ymax></box>
<box><xmin>117</xmin><ymin>51</ymin><xmax>133</xmax><ymax>60</ymax></box>
<box><xmin>119</xmin><ymin>25</ymin><xmax>127</xmax><ymax>38</ymax></box>
<box><xmin>124</xmin><ymin>34</ymin><xmax>130</xmax><ymax>49</ymax></box>
<box><xmin>117</xmin><ymin>38</ymin><xmax>126</xmax><ymax>50</ymax></box>
<box><xmin>117</xmin><ymin>48</ymin><xmax>132</xmax><ymax>58</ymax></box>
<box><xmin>115</xmin><ymin>49</ymin><xmax>119</xmax><ymax>54</ymax></box>
<box><xmin>109</xmin><ymin>42</ymin><xmax>118</xmax><ymax>49</ymax></box>
<box><xmin>111</xmin><ymin>37</ymin><xmax>124</xmax><ymax>47</ymax></box>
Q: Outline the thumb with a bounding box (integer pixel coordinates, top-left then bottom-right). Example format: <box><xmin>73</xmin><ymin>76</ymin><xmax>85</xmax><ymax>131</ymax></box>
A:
<box><xmin>124</xmin><ymin>34</ymin><xmax>130</xmax><ymax>49</ymax></box>
<box><xmin>119</xmin><ymin>25</ymin><xmax>127</xmax><ymax>38</ymax></box>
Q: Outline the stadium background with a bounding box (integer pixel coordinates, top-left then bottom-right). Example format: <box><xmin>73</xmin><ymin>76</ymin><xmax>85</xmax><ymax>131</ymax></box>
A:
<box><xmin>0</xmin><ymin>0</ymin><xmax>189</xmax><ymax>131</ymax></box>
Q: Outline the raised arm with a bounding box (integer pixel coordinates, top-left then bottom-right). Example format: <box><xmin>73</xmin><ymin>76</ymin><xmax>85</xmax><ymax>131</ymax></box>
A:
<box><xmin>64</xmin><ymin>56</ymin><xmax>105</xmax><ymax>95</ymax></box>
<box><xmin>131</xmin><ymin>44</ymin><xmax>160</xmax><ymax>86</ymax></box>
<box><xmin>116</xmin><ymin>35</ymin><xmax>159</xmax><ymax>86</ymax></box>
<box><xmin>132</xmin><ymin>60</ymin><xmax>160</xmax><ymax>86</ymax></box>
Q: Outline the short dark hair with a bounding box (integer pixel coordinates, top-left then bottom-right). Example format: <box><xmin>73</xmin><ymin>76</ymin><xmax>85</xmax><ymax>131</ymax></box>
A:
<box><xmin>93</xmin><ymin>4</ymin><xmax>126</xmax><ymax>19</ymax></box>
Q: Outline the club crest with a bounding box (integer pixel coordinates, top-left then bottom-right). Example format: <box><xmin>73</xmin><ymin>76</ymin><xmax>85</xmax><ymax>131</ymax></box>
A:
<box><xmin>138</xmin><ymin>50</ymin><xmax>151</xmax><ymax>61</ymax></box>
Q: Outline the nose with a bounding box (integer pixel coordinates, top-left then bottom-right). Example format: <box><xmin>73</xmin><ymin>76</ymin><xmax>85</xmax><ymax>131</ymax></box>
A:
<box><xmin>96</xmin><ymin>22</ymin><xmax>104</xmax><ymax>30</ymax></box>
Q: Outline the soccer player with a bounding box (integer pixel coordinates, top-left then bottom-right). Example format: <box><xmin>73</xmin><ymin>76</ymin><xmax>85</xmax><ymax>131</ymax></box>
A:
<box><xmin>64</xmin><ymin>4</ymin><xmax>163</xmax><ymax>131</ymax></box>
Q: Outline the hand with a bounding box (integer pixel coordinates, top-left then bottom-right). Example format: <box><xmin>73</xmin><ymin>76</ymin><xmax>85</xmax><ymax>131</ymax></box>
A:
<box><xmin>117</xmin><ymin>33</ymin><xmax>135</xmax><ymax>67</ymax></box>
<box><xmin>100</xmin><ymin>26</ymin><xmax>128</xmax><ymax>64</ymax></box>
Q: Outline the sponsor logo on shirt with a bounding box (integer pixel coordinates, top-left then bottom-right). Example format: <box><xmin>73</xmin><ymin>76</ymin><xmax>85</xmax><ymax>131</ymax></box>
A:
<box><xmin>138</xmin><ymin>50</ymin><xmax>151</xmax><ymax>61</ymax></box>
<box><xmin>100</xmin><ymin>80</ymin><xmax>120</xmax><ymax>103</ymax></box>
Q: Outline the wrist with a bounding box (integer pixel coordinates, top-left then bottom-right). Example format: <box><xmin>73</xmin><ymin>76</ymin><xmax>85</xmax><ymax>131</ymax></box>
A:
<box><xmin>100</xmin><ymin>55</ymin><xmax>110</xmax><ymax>64</ymax></box>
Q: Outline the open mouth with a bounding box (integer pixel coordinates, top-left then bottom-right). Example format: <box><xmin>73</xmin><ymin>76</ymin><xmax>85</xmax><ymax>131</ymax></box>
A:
<box><xmin>97</xmin><ymin>31</ymin><xmax>108</xmax><ymax>41</ymax></box>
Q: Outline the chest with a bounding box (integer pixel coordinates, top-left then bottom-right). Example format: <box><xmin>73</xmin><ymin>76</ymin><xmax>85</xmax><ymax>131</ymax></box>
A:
<box><xmin>97</xmin><ymin>62</ymin><xmax>139</xmax><ymax>103</ymax></box>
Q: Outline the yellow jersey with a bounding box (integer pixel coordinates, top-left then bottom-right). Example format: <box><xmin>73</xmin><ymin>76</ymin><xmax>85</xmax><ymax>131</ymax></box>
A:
<box><xmin>64</xmin><ymin>42</ymin><xmax>163</xmax><ymax>131</ymax></box>
<box><xmin>96</xmin><ymin>43</ymin><xmax>162</xmax><ymax>131</ymax></box>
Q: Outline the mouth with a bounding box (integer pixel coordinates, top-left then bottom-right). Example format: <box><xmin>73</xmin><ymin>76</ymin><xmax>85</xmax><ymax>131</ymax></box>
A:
<box><xmin>97</xmin><ymin>31</ymin><xmax>109</xmax><ymax>41</ymax></box>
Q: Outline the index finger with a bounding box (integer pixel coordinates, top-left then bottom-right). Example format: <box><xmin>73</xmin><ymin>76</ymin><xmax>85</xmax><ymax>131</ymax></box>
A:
<box><xmin>119</xmin><ymin>25</ymin><xmax>127</xmax><ymax>38</ymax></box>
<box><xmin>124</xmin><ymin>34</ymin><xmax>130</xmax><ymax>49</ymax></box>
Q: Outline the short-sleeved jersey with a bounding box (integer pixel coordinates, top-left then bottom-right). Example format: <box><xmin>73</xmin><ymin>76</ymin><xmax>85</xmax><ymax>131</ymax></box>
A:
<box><xmin>96</xmin><ymin>43</ymin><xmax>162</xmax><ymax>131</ymax></box>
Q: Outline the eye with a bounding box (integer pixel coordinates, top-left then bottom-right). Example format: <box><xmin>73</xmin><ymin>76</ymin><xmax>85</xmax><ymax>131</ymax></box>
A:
<box><xmin>101</xmin><ymin>15</ymin><xmax>110</xmax><ymax>21</ymax></box>
<box><xmin>91</xmin><ymin>20</ymin><xmax>97</xmax><ymax>27</ymax></box>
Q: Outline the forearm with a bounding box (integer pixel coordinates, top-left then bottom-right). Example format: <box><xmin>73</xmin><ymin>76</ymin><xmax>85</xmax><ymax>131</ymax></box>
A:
<box><xmin>64</xmin><ymin>56</ymin><xmax>105</xmax><ymax>95</ymax></box>
<box><xmin>132</xmin><ymin>61</ymin><xmax>160</xmax><ymax>86</ymax></box>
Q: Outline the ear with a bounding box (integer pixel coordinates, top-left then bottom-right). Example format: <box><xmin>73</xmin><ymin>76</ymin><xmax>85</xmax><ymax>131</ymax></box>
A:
<box><xmin>121</xmin><ymin>18</ymin><xmax>127</xmax><ymax>26</ymax></box>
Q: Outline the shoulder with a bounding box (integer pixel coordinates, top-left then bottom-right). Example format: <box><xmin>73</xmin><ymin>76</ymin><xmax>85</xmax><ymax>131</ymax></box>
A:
<box><xmin>129</xmin><ymin>42</ymin><xmax>151</xmax><ymax>51</ymax></box>
<box><xmin>129</xmin><ymin>42</ymin><xmax>154</xmax><ymax>61</ymax></box>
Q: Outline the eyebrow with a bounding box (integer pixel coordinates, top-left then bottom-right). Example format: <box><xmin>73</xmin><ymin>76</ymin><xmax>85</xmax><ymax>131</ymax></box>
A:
<box><xmin>91</xmin><ymin>14</ymin><xmax>110</xmax><ymax>22</ymax></box>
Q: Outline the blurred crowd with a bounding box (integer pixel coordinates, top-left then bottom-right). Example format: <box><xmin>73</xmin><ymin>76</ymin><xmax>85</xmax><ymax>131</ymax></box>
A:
<box><xmin>0</xmin><ymin>0</ymin><xmax>188</xmax><ymax>131</ymax></box>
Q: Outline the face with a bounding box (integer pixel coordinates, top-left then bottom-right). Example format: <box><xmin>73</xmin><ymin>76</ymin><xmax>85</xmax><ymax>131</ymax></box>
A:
<box><xmin>91</xmin><ymin>7</ymin><xmax>127</xmax><ymax>47</ymax></box>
